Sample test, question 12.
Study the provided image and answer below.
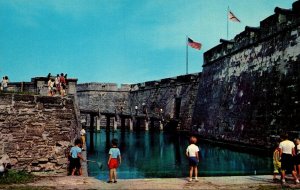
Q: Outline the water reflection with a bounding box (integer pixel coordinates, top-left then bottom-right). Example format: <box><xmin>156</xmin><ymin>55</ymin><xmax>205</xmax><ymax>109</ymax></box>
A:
<box><xmin>87</xmin><ymin>130</ymin><xmax>272</xmax><ymax>179</ymax></box>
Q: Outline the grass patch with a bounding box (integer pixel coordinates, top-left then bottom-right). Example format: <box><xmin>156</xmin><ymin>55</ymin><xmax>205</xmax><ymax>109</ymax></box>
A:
<box><xmin>0</xmin><ymin>170</ymin><xmax>36</xmax><ymax>185</ymax></box>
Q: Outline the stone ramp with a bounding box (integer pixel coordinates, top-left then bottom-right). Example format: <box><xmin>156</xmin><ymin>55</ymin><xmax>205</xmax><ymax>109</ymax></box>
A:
<box><xmin>19</xmin><ymin>175</ymin><xmax>300</xmax><ymax>190</ymax></box>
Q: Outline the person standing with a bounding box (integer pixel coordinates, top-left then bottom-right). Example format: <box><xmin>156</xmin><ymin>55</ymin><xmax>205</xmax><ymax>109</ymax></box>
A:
<box><xmin>47</xmin><ymin>78</ymin><xmax>54</xmax><ymax>96</ymax></box>
<box><xmin>186</xmin><ymin>136</ymin><xmax>200</xmax><ymax>182</ymax></box>
<box><xmin>2</xmin><ymin>76</ymin><xmax>9</xmax><ymax>92</ymax></box>
<box><xmin>294</xmin><ymin>138</ymin><xmax>300</xmax><ymax>175</ymax></box>
<box><xmin>69</xmin><ymin>139</ymin><xmax>85</xmax><ymax>176</ymax></box>
<box><xmin>273</xmin><ymin>142</ymin><xmax>281</xmax><ymax>181</ymax></box>
<box><xmin>107</xmin><ymin>139</ymin><xmax>121</xmax><ymax>183</ymax></box>
<box><xmin>59</xmin><ymin>73</ymin><xmax>66</xmax><ymax>97</ymax></box>
<box><xmin>279</xmin><ymin>134</ymin><xmax>299</xmax><ymax>184</ymax></box>
<box><xmin>80</xmin><ymin>128</ymin><xmax>86</xmax><ymax>151</ymax></box>
<box><xmin>0</xmin><ymin>77</ymin><xmax>4</xmax><ymax>91</ymax></box>
<box><xmin>55</xmin><ymin>74</ymin><xmax>60</xmax><ymax>95</ymax></box>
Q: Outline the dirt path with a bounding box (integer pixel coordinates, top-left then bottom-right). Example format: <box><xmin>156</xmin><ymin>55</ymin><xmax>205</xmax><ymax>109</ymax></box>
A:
<box><xmin>2</xmin><ymin>175</ymin><xmax>300</xmax><ymax>190</ymax></box>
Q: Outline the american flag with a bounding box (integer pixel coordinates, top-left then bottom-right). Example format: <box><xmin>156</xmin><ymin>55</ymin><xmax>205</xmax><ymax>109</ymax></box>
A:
<box><xmin>228</xmin><ymin>10</ymin><xmax>241</xmax><ymax>22</ymax></box>
<box><xmin>187</xmin><ymin>37</ymin><xmax>201</xmax><ymax>50</ymax></box>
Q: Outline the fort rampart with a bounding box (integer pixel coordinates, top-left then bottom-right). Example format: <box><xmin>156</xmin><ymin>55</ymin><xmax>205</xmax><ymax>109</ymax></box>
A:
<box><xmin>2</xmin><ymin>1</ymin><xmax>300</xmax><ymax>157</ymax></box>
<box><xmin>77</xmin><ymin>73</ymin><xmax>201</xmax><ymax>130</ymax></box>
<box><xmin>192</xmin><ymin>1</ymin><xmax>300</xmax><ymax>148</ymax></box>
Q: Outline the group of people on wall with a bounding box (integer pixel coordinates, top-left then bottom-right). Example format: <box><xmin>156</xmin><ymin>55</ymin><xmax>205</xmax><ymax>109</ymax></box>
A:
<box><xmin>273</xmin><ymin>133</ymin><xmax>300</xmax><ymax>184</ymax></box>
<box><xmin>47</xmin><ymin>73</ymin><xmax>67</xmax><ymax>97</ymax></box>
<box><xmin>0</xmin><ymin>76</ymin><xmax>9</xmax><ymax>92</ymax></box>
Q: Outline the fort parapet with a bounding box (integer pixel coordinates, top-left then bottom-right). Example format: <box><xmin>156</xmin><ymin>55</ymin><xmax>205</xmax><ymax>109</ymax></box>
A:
<box><xmin>76</xmin><ymin>73</ymin><xmax>201</xmax><ymax>130</ymax></box>
<box><xmin>7</xmin><ymin>77</ymin><xmax>78</xmax><ymax>96</ymax></box>
<box><xmin>204</xmin><ymin>1</ymin><xmax>300</xmax><ymax>66</ymax></box>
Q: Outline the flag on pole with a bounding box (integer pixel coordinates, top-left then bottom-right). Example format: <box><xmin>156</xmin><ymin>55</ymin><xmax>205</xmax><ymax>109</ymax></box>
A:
<box><xmin>228</xmin><ymin>10</ymin><xmax>241</xmax><ymax>22</ymax></box>
<box><xmin>187</xmin><ymin>37</ymin><xmax>201</xmax><ymax>50</ymax></box>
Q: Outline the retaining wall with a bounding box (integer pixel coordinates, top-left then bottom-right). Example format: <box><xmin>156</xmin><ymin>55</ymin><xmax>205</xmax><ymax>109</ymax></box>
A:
<box><xmin>0</xmin><ymin>93</ymin><xmax>80</xmax><ymax>174</ymax></box>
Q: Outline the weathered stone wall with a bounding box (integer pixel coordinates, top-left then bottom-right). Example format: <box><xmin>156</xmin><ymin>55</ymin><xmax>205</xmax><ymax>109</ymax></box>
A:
<box><xmin>129</xmin><ymin>74</ymin><xmax>200</xmax><ymax>130</ymax></box>
<box><xmin>0</xmin><ymin>93</ymin><xmax>79</xmax><ymax>174</ymax></box>
<box><xmin>77</xmin><ymin>74</ymin><xmax>200</xmax><ymax>130</ymax></box>
<box><xmin>77</xmin><ymin>83</ymin><xmax>130</xmax><ymax>114</ymax></box>
<box><xmin>192</xmin><ymin>2</ymin><xmax>300</xmax><ymax>148</ymax></box>
<box><xmin>6</xmin><ymin>77</ymin><xmax>78</xmax><ymax>96</ymax></box>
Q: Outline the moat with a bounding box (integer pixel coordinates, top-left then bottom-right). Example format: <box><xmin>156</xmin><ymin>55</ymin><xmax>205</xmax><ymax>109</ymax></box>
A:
<box><xmin>87</xmin><ymin>130</ymin><xmax>272</xmax><ymax>179</ymax></box>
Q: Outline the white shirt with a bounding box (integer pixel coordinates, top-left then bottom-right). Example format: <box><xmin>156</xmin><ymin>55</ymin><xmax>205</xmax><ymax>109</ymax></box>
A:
<box><xmin>297</xmin><ymin>144</ymin><xmax>300</xmax><ymax>155</ymax></box>
<box><xmin>0</xmin><ymin>165</ymin><xmax>4</xmax><ymax>173</ymax></box>
<box><xmin>80</xmin><ymin>129</ymin><xmax>86</xmax><ymax>136</ymax></box>
<box><xmin>186</xmin><ymin>144</ymin><xmax>199</xmax><ymax>157</ymax></box>
<box><xmin>55</xmin><ymin>77</ymin><xmax>60</xmax><ymax>85</ymax></box>
<box><xmin>2</xmin><ymin>79</ymin><xmax>8</xmax><ymax>87</ymax></box>
<box><xmin>279</xmin><ymin>140</ymin><xmax>295</xmax><ymax>155</ymax></box>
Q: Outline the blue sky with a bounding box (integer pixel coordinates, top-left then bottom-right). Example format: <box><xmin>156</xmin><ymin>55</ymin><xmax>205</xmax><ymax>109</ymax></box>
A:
<box><xmin>0</xmin><ymin>0</ymin><xmax>295</xmax><ymax>84</ymax></box>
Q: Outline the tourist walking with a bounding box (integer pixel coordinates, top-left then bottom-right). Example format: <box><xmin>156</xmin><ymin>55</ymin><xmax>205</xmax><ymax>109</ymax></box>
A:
<box><xmin>273</xmin><ymin>142</ymin><xmax>281</xmax><ymax>181</ymax></box>
<box><xmin>107</xmin><ymin>138</ymin><xmax>121</xmax><ymax>183</ymax></box>
<box><xmin>279</xmin><ymin>134</ymin><xmax>299</xmax><ymax>184</ymax></box>
<box><xmin>186</xmin><ymin>136</ymin><xmax>200</xmax><ymax>182</ymax></box>
<box><xmin>69</xmin><ymin>139</ymin><xmax>85</xmax><ymax>176</ymax></box>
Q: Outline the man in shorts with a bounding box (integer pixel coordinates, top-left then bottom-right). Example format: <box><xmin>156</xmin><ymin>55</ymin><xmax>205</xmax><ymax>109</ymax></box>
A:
<box><xmin>279</xmin><ymin>133</ymin><xmax>299</xmax><ymax>184</ymax></box>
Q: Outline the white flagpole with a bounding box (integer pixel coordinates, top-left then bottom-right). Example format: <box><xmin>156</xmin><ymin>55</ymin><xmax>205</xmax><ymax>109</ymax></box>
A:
<box><xmin>227</xmin><ymin>6</ymin><xmax>229</xmax><ymax>40</ymax></box>
<box><xmin>186</xmin><ymin>35</ymin><xmax>188</xmax><ymax>75</ymax></box>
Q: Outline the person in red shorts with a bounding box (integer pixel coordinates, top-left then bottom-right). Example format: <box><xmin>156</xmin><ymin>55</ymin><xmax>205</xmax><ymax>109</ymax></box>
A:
<box><xmin>107</xmin><ymin>139</ymin><xmax>121</xmax><ymax>183</ymax></box>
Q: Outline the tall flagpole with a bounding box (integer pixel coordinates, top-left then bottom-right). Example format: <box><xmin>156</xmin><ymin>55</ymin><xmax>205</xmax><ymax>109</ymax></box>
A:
<box><xmin>227</xmin><ymin>6</ymin><xmax>229</xmax><ymax>40</ymax></box>
<box><xmin>186</xmin><ymin>36</ymin><xmax>188</xmax><ymax>74</ymax></box>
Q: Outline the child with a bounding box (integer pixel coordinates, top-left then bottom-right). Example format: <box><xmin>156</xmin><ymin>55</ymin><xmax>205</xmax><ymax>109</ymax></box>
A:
<box><xmin>186</xmin><ymin>136</ymin><xmax>200</xmax><ymax>182</ymax></box>
<box><xmin>80</xmin><ymin>128</ymin><xmax>86</xmax><ymax>151</ymax></box>
<box><xmin>107</xmin><ymin>139</ymin><xmax>121</xmax><ymax>183</ymax></box>
<box><xmin>69</xmin><ymin>138</ymin><xmax>85</xmax><ymax>176</ymax></box>
<box><xmin>47</xmin><ymin>78</ymin><xmax>54</xmax><ymax>96</ymax></box>
<box><xmin>273</xmin><ymin>142</ymin><xmax>281</xmax><ymax>181</ymax></box>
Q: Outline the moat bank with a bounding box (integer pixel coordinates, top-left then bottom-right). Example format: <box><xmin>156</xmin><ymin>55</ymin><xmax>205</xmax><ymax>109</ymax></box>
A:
<box><xmin>3</xmin><ymin>175</ymin><xmax>294</xmax><ymax>190</ymax></box>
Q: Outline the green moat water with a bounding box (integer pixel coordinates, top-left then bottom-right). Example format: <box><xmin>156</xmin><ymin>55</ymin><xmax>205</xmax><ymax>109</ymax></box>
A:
<box><xmin>87</xmin><ymin>130</ymin><xmax>272</xmax><ymax>179</ymax></box>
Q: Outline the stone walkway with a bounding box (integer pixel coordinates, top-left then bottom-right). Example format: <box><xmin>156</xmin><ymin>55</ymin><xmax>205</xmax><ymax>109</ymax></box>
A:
<box><xmin>7</xmin><ymin>175</ymin><xmax>298</xmax><ymax>189</ymax></box>
<box><xmin>46</xmin><ymin>150</ymin><xmax>300</xmax><ymax>189</ymax></box>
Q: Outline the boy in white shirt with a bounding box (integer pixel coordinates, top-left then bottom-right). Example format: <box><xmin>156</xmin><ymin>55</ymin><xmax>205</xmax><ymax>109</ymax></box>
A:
<box><xmin>279</xmin><ymin>134</ymin><xmax>299</xmax><ymax>184</ymax></box>
<box><xmin>186</xmin><ymin>136</ymin><xmax>200</xmax><ymax>182</ymax></box>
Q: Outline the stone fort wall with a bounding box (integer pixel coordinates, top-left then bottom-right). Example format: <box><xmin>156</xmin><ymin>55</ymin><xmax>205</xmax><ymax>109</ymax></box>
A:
<box><xmin>0</xmin><ymin>94</ymin><xmax>80</xmax><ymax>174</ymax></box>
<box><xmin>128</xmin><ymin>74</ymin><xmax>200</xmax><ymax>130</ymax></box>
<box><xmin>2</xmin><ymin>1</ymin><xmax>299</xmax><ymax>157</ymax></box>
<box><xmin>7</xmin><ymin>77</ymin><xmax>78</xmax><ymax>96</ymax></box>
<box><xmin>76</xmin><ymin>73</ymin><xmax>200</xmax><ymax>130</ymax></box>
<box><xmin>77</xmin><ymin>83</ymin><xmax>130</xmax><ymax>114</ymax></box>
<box><xmin>192</xmin><ymin>2</ymin><xmax>300</xmax><ymax>148</ymax></box>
